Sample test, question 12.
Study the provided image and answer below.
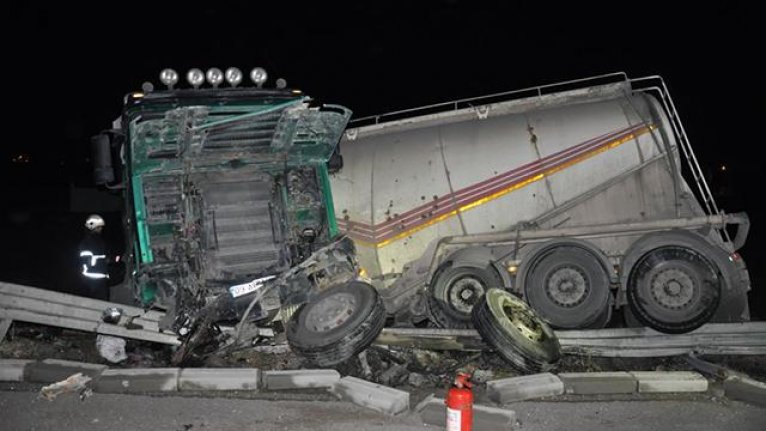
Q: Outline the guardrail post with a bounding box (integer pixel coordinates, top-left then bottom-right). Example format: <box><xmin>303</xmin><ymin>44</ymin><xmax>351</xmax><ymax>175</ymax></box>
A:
<box><xmin>0</xmin><ymin>319</ymin><xmax>11</xmax><ymax>344</ymax></box>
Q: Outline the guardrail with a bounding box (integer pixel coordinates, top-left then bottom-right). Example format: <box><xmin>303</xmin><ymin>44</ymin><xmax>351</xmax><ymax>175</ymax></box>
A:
<box><xmin>0</xmin><ymin>282</ymin><xmax>179</xmax><ymax>345</ymax></box>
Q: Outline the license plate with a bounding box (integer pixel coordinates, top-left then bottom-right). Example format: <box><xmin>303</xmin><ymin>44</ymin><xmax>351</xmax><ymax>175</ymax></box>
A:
<box><xmin>229</xmin><ymin>275</ymin><xmax>276</xmax><ymax>298</ymax></box>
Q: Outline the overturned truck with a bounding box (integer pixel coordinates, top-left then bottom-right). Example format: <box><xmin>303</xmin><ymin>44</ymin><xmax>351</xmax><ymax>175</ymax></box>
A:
<box><xmin>94</xmin><ymin>67</ymin><xmax>363</xmax><ymax>364</ymax></box>
<box><xmin>334</xmin><ymin>73</ymin><xmax>751</xmax><ymax>338</ymax></box>
<box><xmin>96</xmin><ymin>71</ymin><xmax>751</xmax><ymax>371</ymax></box>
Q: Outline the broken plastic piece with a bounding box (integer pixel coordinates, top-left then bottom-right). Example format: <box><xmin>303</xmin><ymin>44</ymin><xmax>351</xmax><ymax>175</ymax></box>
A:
<box><xmin>96</xmin><ymin>335</ymin><xmax>128</xmax><ymax>363</ymax></box>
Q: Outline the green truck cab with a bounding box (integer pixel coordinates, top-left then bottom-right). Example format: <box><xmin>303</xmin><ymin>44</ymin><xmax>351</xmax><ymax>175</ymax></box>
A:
<box><xmin>93</xmin><ymin>68</ymin><xmax>358</xmax><ymax>360</ymax></box>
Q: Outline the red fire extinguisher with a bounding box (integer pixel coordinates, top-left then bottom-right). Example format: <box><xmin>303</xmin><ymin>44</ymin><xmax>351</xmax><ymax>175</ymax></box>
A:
<box><xmin>446</xmin><ymin>372</ymin><xmax>473</xmax><ymax>431</ymax></box>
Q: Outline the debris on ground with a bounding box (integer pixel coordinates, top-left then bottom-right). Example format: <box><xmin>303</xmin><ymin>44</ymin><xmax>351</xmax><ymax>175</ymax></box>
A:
<box><xmin>471</xmin><ymin>369</ymin><xmax>495</xmax><ymax>384</ymax></box>
<box><xmin>406</xmin><ymin>372</ymin><xmax>426</xmax><ymax>388</ymax></box>
<box><xmin>96</xmin><ymin>335</ymin><xmax>127</xmax><ymax>363</ymax></box>
<box><xmin>3</xmin><ymin>321</ymin><xmax>766</xmax><ymax>397</ymax></box>
<box><xmin>379</xmin><ymin>364</ymin><xmax>409</xmax><ymax>386</ymax></box>
<box><xmin>40</xmin><ymin>372</ymin><xmax>93</xmax><ymax>400</ymax></box>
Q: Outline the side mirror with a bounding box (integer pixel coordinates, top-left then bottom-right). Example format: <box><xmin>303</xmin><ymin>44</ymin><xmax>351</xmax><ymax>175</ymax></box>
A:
<box><xmin>327</xmin><ymin>144</ymin><xmax>343</xmax><ymax>174</ymax></box>
<box><xmin>91</xmin><ymin>133</ymin><xmax>115</xmax><ymax>185</ymax></box>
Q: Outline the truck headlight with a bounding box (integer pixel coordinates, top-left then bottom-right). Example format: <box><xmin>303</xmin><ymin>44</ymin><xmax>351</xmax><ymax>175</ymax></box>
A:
<box><xmin>250</xmin><ymin>67</ymin><xmax>268</xmax><ymax>87</ymax></box>
<box><xmin>206</xmin><ymin>68</ymin><xmax>223</xmax><ymax>87</ymax></box>
<box><xmin>159</xmin><ymin>68</ymin><xmax>178</xmax><ymax>89</ymax></box>
<box><xmin>186</xmin><ymin>68</ymin><xmax>205</xmax><ymax>88</ymax></box>
<box><xmin>225</xmin><ymin>67</ymin><xmax>243</xmax><ymax>87</ymax></box>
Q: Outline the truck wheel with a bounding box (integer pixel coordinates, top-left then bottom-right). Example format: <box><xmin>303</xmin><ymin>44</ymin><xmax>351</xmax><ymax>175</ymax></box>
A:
<box><xmin>286</xmin><ymin>281</ymin><xmax>385</xmax><ymax>367</ymax></box>
<box><xmin>472</xmin><ymin>288</ymin><xmax>560</xmax><ymax>373</ymax></box>
<box><xmin>523</xmin><ymin>245</ymin><xmax>612</xmax><ymax>329</ymax></box>
<box><xmin>427</xmin><ymin>264</ymin><xmax>503</xmax><ymax>329</ymax></box>
<box><xmin>627</xmin><ymin>245</ymin><xmax>721</xmax><ymax>334</ymax></box>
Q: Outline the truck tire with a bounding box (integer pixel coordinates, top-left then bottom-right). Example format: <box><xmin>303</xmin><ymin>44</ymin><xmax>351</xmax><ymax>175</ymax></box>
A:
<box><xmin>287</xmin><ymin>281</ymin><xmax>385</xmax><ymax>366</ymax></box>
<box><xmin>523</xmin><ymin>245</ymin><xmax>612</xmax><ymax>329</ymax></box>
<box><xmin>472</xmin><ymin>288</ymin><xmax>560</xmax><ymax>373</ymax></box>
<box><xmin>627</xmin><ymin>245</ymin><xmax>721</xmax><ymax>334</ymax></box>
<box><xmin>427</xmin><ymin>264</ymin><xmax>504</xmax><ymax>329</ymax></box>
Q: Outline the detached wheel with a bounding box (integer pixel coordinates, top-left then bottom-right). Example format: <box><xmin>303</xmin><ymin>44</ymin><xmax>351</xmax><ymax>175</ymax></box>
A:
<box><xmin>472</xmin><ymin>288</ymin><xmax>560</xmax><ymax>373</ymax></box>
<box><xmin>427</xmin><ymin>264</ymin><xmax>503</xmax><ymax>329</ymax></box>
<box><xmin>627</xmin><ymin>245</ymin><xmax>721</xmax><ymax>334</ymax></box>
<box><xmin>287</xmin><ymin>281</ymin><xmax>385</xmax><ymax>367</ymax></box>
<box><xmin>523</xmin><ymin>245</ymin><xmax>612</xmax><ymax>329</ymax></box>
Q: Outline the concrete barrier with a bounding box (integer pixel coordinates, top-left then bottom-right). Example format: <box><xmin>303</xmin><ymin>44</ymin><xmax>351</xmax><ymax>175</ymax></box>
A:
<box><xmin>331</xmin><ymin>376</ymin><xmax>410</xmax><ymax>415</ymax></box>
<box><xmin>487</xmin><ymin>373</ymin><xmax>564</xmax><ymax>404</ymax></box>
<box><xmin>95</xmin><ymin>368</ymin><xmax>179</xmax><ymax>393</ymax></box>
<box><xmin>262</xmin><ymin>369</ymin><xmax>340</xmax><ymax>390</ymax></box>
<box><xmin>559</xmin><ymin>372</ymin><xmax>637</xmax><ymax>394</ymax></box>
<box><xmin>630</xmin><ymin>371</ymin><xmax>708</xmax><ymax>393</ymax></box>
<box><xmin>179</xmin><ymin>368</ymin><xmax>260</xmax><ymax>391</ymax></box>
<box><xmin>0</xmin><ymin>359</ymin><xmax>34</xmax><ymax>382</ymax></box>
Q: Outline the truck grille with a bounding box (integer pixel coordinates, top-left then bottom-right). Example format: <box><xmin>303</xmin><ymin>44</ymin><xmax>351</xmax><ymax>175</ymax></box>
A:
<box><xmin>202</xmin><ymin>176</ymin><xmax>283</xmax><ymax>278</ymax></box>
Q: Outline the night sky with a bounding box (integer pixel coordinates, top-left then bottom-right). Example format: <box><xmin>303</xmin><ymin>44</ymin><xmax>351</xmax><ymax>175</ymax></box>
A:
<box><xmin>3</xmin><ymin>2</ymin><xmax>764</xmax><ymax>316</ymax></box>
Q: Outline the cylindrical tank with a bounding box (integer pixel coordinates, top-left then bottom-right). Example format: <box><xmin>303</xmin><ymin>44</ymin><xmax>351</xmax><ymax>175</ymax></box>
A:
<box><xmin>331</xmin><ymin>82</ymin><xmax>697</xmax><ymax>281</ymax></box>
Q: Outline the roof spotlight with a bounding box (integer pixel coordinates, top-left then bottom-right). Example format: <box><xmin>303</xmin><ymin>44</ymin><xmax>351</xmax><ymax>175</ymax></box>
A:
<box><xmin>206</xmin><ymin>68</ymin><xmax>224</xmax><ymax>88</ymax></box>
<box><xmin>276</xmin><ymin>78</ymin><xmax>287</xmax><ymax>89</ymax></box>
<box><xmin>225</xmin><ymin>67</ymin><xmax>243</xmax><ymax>87</ymax></box>
<box><xmin>186</xmin><ymin>68</ymin><xmax>205</xmax><ymax>89</ymax></box>
<box><xmin>250</xmin><ymin>67</ymin><xmax>268</xmax><ymax>87</ymax></box>
<box><xmin>159</xmin><ymin>68</ymin><xmax>178</xmax><ymax>89</ymax></box>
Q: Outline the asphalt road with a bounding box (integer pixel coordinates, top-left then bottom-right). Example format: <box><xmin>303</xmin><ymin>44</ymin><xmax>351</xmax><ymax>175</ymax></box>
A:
<box><xmin>1</xmin><ymin>386</ymin><xmax>764</xmax><ymax>431</ymax></box>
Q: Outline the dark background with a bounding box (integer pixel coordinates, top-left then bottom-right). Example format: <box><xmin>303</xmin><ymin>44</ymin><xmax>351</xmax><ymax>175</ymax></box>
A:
<box><xmin>2</xmin><ymin>2</ymin><xmax>763</xmax><ymax>317</ymax></box>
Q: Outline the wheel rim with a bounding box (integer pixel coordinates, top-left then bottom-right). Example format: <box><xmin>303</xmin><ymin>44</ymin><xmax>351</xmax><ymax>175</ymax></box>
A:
<box><xmin>491</xmin><ymin>291</ymin><xmax>544</xmax><ymax>342</ymax></box>
<box><xmin>544</xmin><ymin>265</ymin><xmax>589</xmax><ymax>308</ymax></box>
<box><xmin>523</xmin><ymin>244</ymin><xmax>611</xmax><ymax>329</ymax></box>
<box><xmin>649</xmin><ymin>266</ymin><xmax>696</xmax><ymax>309</ymax></box>
<box><xmin>304</xmin><ymin>292</ymin><xmax>358</xmax><ymax>332</ymax></box>
<box><xmin>447</xmin><ymin>275</ymin><xmax>486</xmax><ymax>315</ymax></box>
<box><xmin>628</xmin><ymin>245</ymin><xmax>721</xmax><ymax>330</ymax></box>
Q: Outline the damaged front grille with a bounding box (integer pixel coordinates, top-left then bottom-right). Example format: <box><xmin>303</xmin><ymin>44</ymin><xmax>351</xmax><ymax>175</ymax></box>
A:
<box><xmin>203</xmin><ymin>111</ymin><xmax>282</xmax><ymax>150</ymax></box>
<box><xmin>200</xmin><ymin>174</ymin><xmax>283</xmax><ymax>279</ymax></box>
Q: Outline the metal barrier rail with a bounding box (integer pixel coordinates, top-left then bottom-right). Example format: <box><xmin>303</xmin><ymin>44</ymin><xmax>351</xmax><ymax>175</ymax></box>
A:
<box><xmin>376</xmin><ymin>322</ymin><xmax>766</xmax><ymax>357</ymax></box>
<box><xmin>0</xmin><ymin>282</ymin><xmax>179</xmax><ymax>346</ymax></box>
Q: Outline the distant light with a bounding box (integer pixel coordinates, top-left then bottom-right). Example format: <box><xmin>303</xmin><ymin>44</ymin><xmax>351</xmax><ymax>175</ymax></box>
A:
<box><xmin>187</xmin><ymin>68</ymin><xmax>205</xmax><ymax>88</ymax></box>
<box><xmin>11</xmin><ymin>153</ymin><xmax>31</xmax><ymax>164</ymax></box>
<box><xmin>291</xmin><ymin>89</ymin><xmax>302</xmax><ymax>95</ymax></box>
<box><xmin>159</xmin><ymin>68</ymin><xmax>179</xmax><ymax>89</ymax></box>
<box><xmin>225</xmin><ymin>67</ymin><xmax>243</xmax><ymax>87</ymax></box>
<box><xmin>131</xmin><ymin>92</ymin><xmax>144</xmax><ymax>99</ymax></box>
<box><xmin>206</xmin><ymin>68</ymin><xmax>224</xmax><ymax>87</ymax></box>
<box><xmin>720</xmin><ymin>165</ymin><xmax>727</xmax><ymax>172</ymax></box>
<box><xmin>250</xmin><ymin>67</ymin><xmax>267</xmax><ymax>87</ymax></box>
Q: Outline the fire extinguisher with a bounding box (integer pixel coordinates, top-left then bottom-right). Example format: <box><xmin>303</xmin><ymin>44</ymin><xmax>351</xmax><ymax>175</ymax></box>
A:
<box><xmin>446</xmin><ymin>372</ymin><xmax>473</xmax><ymax>431</ymax></box>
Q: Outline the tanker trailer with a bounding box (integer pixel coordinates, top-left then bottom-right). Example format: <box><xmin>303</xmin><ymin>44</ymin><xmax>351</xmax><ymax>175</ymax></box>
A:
<box><xmin>326</xmin><ymin>73</ymin><xmax>751</xmax><ymax>337</ymax></box>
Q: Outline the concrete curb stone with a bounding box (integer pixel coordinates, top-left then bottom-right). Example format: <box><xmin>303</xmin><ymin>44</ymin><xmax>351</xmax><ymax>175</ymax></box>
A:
<box><xmin>179</xmin><ymin>368</ymin><xmax>260</xmax><ymax>391</ymax></box>
<box><xmin>0</xmin><ymin>359</ymin><xmax>34</xmax><ymax>382</ymax></box>
<box><xmin>487</xmin><ymin>373</ymin><xmax>564</xmax><ymax>404</ymax></box>
<box><xmin>559</xmin><ymin>372</ymin><xmax>637</xmax><ymax>395</ymax></box>
<box><xmin>262</xmin><ymin>369</ymin><xmax>340</xmax><ymax>390</ymax></box>
<box><xmin>330</xmin><ymin>376</ymin><xmax>410</xmax><ymax>415</ymax></box>
<box><xmin>630</xmin><ymin>371</ymin><xmax>708</xmax><ymax>393</ymax></box>
<box><xmin>95</xmin><ymin>368</ymin><xmax>180</xmax><ymax>393</ymax></box>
